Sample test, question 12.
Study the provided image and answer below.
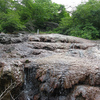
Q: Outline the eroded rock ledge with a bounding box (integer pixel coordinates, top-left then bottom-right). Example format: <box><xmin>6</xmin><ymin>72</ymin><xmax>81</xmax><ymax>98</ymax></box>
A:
<box><xmin>0</xmin><ymin>33</ymin><xmax>100</xmax><ymax>100</ymax></box>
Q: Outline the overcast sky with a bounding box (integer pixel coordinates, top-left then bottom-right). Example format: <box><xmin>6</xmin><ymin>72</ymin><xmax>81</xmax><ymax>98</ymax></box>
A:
<box><xmin>51</xmin><ymin>0</ymin><xmax>88</xmax><ymax>11</ymax></box>
<box><xmin>17</xmin><ymin>0</ymin><xmax>89</xmax><ymax>11</ymax></box>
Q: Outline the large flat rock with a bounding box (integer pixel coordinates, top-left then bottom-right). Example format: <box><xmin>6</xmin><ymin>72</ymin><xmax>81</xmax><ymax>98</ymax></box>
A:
<box><xmin>0</xmin><ymin>33</ymin><xmax>100</xmax><ymax>100</ymax></box>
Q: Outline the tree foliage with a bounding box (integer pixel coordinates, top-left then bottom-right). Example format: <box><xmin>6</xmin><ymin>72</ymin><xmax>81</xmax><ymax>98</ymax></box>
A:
<box><xmin>0</xmin><ymin>0</ymin><xmax>100</xmax><ymax>40</ymax></box>
<box><xmin>0</xmin><ymin>0</ymin><xmax>68</xmax><ymax>33</ymax></box>
<box><xmin>58</xmin><ymin>0</ymin><xmax>100</xmax><ymax>39</ymax></box>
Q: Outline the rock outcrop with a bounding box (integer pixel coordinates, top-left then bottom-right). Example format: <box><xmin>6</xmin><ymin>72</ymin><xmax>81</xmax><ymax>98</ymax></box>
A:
<box><xmin>0</xmin><ymin>33</ymin><xmax>100</xmax><ymax>100</ymax></box>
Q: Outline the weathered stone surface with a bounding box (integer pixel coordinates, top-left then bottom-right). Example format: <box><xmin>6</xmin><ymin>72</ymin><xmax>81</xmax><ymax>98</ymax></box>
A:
<box><xmin>29</xmin><ymin>34</ymin><xmax>91</xmax><ymax>43</ymax></box>
<box><xmin>0</xmin><ymin>33</ymin><xmax>100</xmax><ymax>100</ymax></box>
<box><xmin>0</xmin><ymin>60</ymin><xmax>24</xmax><ymax>100</ymax></box>
<box><xmin>70</xmin><ymin>85</ymin><xmax>100</xmax><ymax>100</ymax></box>
<box><xmin>34</xmin><ymin>54</ymin><xmax>100</xmax><ymax>94</ymax></box>
<box><xmin>0</xmin><ymin>33</ymin><xmax>28</xmax><ymax>44</ymax></box>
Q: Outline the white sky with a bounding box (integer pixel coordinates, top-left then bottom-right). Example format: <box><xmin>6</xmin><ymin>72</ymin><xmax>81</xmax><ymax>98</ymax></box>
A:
<box><xmin>51</xmin><ymin>0</ymin><xmax>89</xmax><ymax>11</ymax></box>
<box><xmin>17</xmin><ymin>0</ymin><xmax>89</xmax><ymax>11</ymax></box>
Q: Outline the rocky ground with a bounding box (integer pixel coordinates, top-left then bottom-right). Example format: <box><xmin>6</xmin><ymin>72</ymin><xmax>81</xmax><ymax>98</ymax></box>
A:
<box><xmin>0</xmin><ymin>33</ymin><xmax>100</xmax><ymax>100</ymax></box>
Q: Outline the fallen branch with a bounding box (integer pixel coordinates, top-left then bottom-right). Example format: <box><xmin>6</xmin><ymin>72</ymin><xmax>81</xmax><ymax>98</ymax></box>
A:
<box><xmin>10</xmin><ymin>92</ymin><xmax>15</xmax><ymax>100</ymax></box>
<box><xmin>0</xmin><ymin>82</ymin><xmax>17</xmax><ymax>100</ymax></box>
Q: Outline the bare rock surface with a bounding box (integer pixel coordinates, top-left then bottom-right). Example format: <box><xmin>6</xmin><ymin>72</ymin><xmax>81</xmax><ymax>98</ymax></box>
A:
<box><xmin>70</xmin><ymin>85</ymin><xmax>100</xmax><ymax>100</ymax></box>
<box><xmin>29</xmin><ymin>34</ymin><xmax>91</xmax><ymax>43</ymax></box>
<box><xmin>0</xmin><ymin>33</ymin><xmax>100</xmax><ymax>100</ymax></box>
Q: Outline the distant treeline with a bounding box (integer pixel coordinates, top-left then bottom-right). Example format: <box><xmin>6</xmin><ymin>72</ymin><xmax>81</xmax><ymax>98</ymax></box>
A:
<box><xmin>0</xmin><ymin>0</ymin><xmax>100</xmax><ymax>39</ymax></box>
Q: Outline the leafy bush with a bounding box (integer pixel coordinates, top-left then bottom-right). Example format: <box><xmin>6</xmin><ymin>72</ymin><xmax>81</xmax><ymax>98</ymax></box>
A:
<box><xmin>57</xmin><ymin>16</ymin><xmax>73</xmax><ymax>34</ymax></box>
<box><xmin>69</xmin><ymin>23</ymin><xmax>99</xmax><ymax>39</ymax></box>
<box><xmin>0</xmin><ymin>12</ymin><xmax>25</xmax><ymax>33</ymax></box>
<box><xmin>0</xmin><ymin>25</ymin><xmax>3</xmax><ymax>32</ymax></box>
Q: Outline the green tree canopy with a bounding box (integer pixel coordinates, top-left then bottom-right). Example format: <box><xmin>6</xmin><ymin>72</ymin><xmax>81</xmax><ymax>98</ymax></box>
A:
<box><xmin>58</xmin><ymin>0</ymin><xmax>100</xmax><ymax>39</ymax></box>
<box><xmin>0</xmin><ymin>0</ymin><xmax>69</xmax><ymax>33</ymax></box>
<box><xmin>20</xmin><ymin>0</ymin><xmax>69</xmax><ymax>31</ymax></box>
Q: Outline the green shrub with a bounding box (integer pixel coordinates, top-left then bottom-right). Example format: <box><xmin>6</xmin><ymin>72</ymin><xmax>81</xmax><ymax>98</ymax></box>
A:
<box><xmin>0</xmin><ymin>12</ymin><xmax>25</xmax><ymax>33</ymax></box>
<box><xmin>69</xmin><ymin>23</ymin><xmax>99</xmax><ymax>39</ymax></box>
